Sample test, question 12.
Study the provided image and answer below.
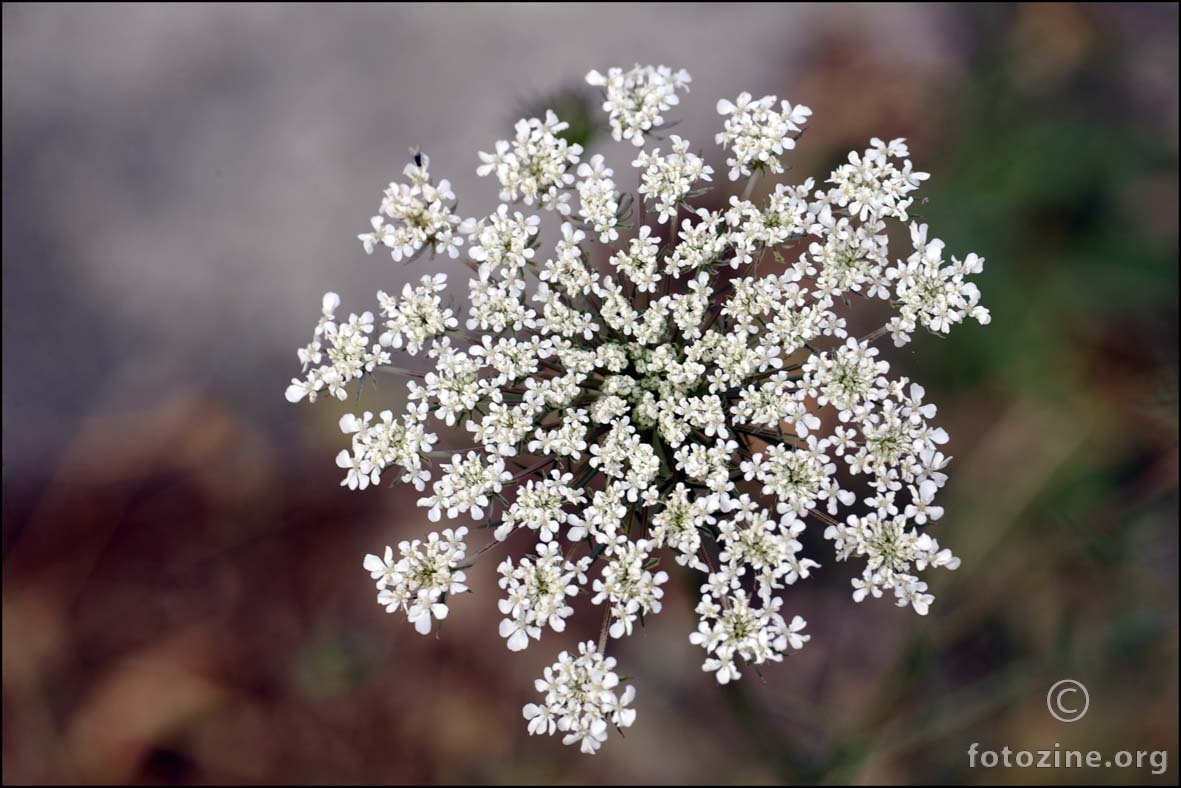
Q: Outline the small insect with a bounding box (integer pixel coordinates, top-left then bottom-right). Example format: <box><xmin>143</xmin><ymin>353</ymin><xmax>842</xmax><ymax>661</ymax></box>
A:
<box><xmin>410</xmin><ymin>145</ymin><xmax>423</xmax><ymax>168</ymax></box>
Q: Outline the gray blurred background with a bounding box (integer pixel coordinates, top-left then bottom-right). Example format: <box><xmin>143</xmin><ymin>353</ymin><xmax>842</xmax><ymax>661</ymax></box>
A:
<box><xmin>3</xmin><ymin>3</ymin><xmax>1178</xmax><ymax>785</ymax></box>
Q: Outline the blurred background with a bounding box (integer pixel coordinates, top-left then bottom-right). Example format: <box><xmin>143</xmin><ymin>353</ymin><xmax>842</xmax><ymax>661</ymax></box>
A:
<box><xmin>3</xmin><ymin>3</ymin><xmax>1177</xmax><ymax>784</ymax></box>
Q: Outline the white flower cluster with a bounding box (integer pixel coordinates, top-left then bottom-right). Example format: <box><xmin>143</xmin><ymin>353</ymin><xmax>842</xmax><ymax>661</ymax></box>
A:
<box><xmin>498</xmin><ymin>542</ymin><xmax>591</xmax><ymax>651</ymax></box>
<box><xmin>287</xmin><ymin>65</ymin><xmax>992</xmax><ymax>754</ymax></box>
<box><xmin>716</xmin><ymin>92</ymin><xmax>812</xmax><ymax>181</ymax></box>
<box><xmin>337</xmin><ymin>406</ymin><xmax>436</xmax><ymax>491</ymax></box>
<box><xmin>523</xmin><ymin>641</ymin><xmax>637</xmax><ymax>754</ymax></box>
<box><xmin>363</xmin><ymin>527</ymin><xmax>469</xmax><ymax>635</ymax></box>
<box><xmin>358</xmin><ymin>152</ymin><xmax>472</xmax><ymax>261</ymax></box>
<box><xmin>634</xmin><ymin>135</ymin><xmax>713</xmax><ymax>224</ymax></box>
<box><xmin>576</xmin><ymin>154</ymin><xmax>621</xmax><ymax>243</ymax></box>
<box><xmin>285</xmin><ymin>292</ymin><xmax>388</xmax><ymax>404</ymax></box>
<box><xmin>479</xmin><ymin>111</ymin><xmax>583</xmax><ymax>215</ymax></box>
<box><xmin>586</xmin><ymin>64</ymin><xmax>691</xmax><ymax>147</ymax></box>
<box><xmin>377</xmin><ymin>273</ymin><xmax>457</xmax><ymax>355</ymax></box>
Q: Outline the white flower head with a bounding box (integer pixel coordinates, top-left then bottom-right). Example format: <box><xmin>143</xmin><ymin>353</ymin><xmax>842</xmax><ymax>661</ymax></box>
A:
<box><xmin>364</xmin><ymin>527</ymin><xmax>470</xmax><ymax>634</ymax></box>
<box><xmin>288</xmin><ymin>64</ymin><xmax>989</xmax><ymax>754</ymax></box>
<box><xmin>587</xmin><ymin>64</ymin><xmax>691</xmax><ymax>146</ymax></box>
<box><xmin>716</xmin><ymin>92</ymin><xmax>812</xmax><ymax>181</ymax></box>
<box><xmin>360</xmin><ymin>149</ymin><xmax>473</xmax><ymax>261</ymax></box>
<box><xmin>524</xmin><ymin>641</ymin><xmax>637</xmax><ymax>753</ymax></box>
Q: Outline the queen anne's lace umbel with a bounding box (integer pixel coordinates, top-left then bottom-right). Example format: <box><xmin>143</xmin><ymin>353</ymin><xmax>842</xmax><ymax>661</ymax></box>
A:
<box><xmin>286</xmin><ymin>63</ymin><xmax>990</xmax><ymax>753</ymax></box>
